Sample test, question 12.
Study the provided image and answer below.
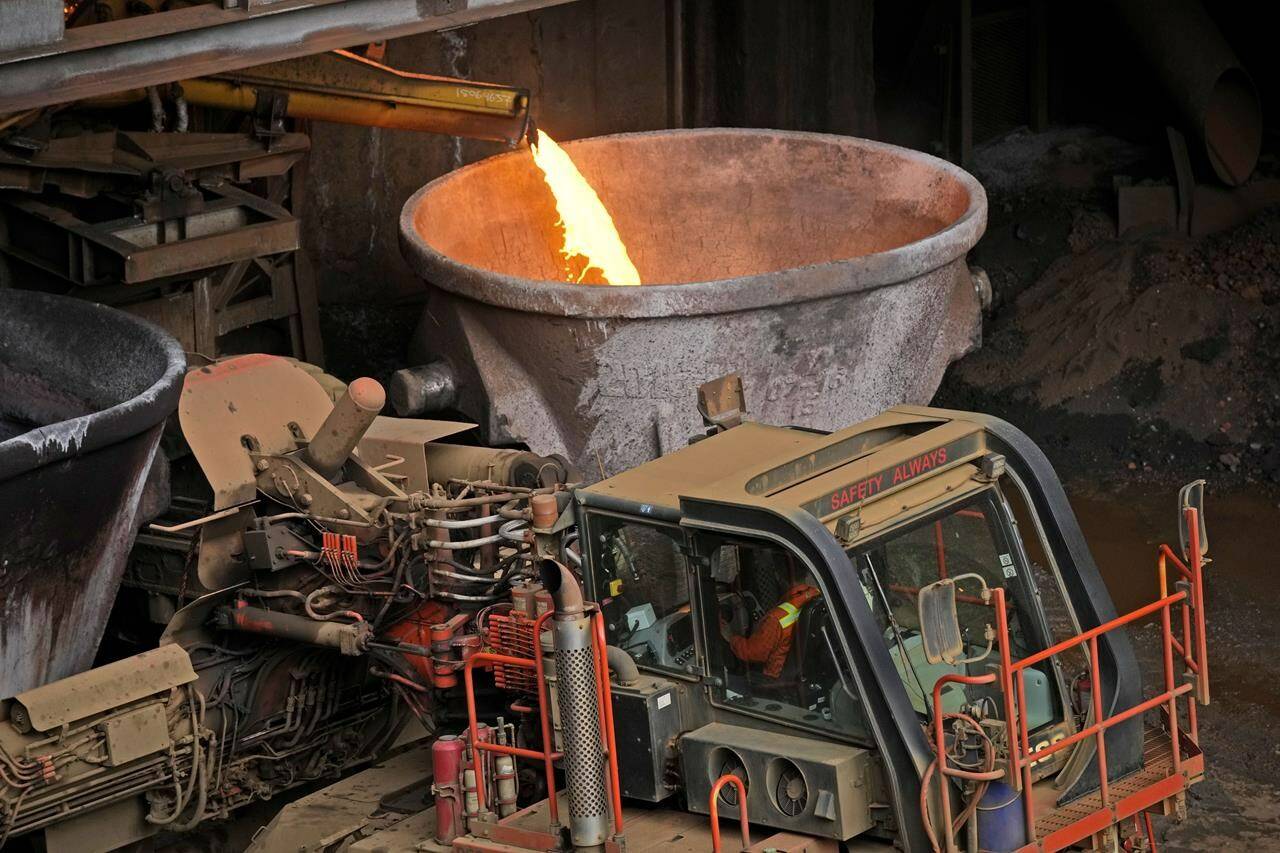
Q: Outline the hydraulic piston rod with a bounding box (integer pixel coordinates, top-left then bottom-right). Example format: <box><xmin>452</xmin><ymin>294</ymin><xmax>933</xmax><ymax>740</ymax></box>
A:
<box><xmin>181</xmin><ymin>50</ymin><xmax>530</xmax><ymax>145</ymax></box>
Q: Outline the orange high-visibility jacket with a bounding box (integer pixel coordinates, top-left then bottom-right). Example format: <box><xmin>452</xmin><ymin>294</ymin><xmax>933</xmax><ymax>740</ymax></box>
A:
<box><xmin>728</xmin><ymin>584</ymin><xmax>821</xmax><ymax>678</ymax></box>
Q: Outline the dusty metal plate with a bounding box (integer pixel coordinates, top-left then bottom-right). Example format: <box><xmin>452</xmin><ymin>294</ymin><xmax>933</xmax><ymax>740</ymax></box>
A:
<box><xmin>247</xmin><ymin>738</ymin><xmax>434</xmax><ymax>853</ymax></box>
<box><xmin>358</xmin><ymin>415</ymin><xmax>474</xmax><ymax>494</ymax></box>
<box><xmin>180</xmin><ymin>354</ymin><xmax>333</xmax><ymax>509</ymax></box>
<box><xmin>41</xmin><ymin>797</ymin><xmax>151</xmax><ymax>853</ymax></box>
<box><xmin>103</xmin><ymin>702</ymin><xmax>171</xmax><ymax>766</ymax></box>
<box><xmin>196</xmin><ymin>506</ymin><xmax>257</xmax><ymax>590</ymax></box>
<box><xmin>13</xmin><ymin>644</ymin><xmax>195</xmax><ymax>733</ymax></box>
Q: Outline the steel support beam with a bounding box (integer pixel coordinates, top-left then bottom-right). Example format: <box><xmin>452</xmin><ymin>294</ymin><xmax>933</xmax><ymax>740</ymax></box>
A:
<box><xmin>0</xmin><ymin>0</ymin><xmax>577</xmax><ymax>114</ymax></box>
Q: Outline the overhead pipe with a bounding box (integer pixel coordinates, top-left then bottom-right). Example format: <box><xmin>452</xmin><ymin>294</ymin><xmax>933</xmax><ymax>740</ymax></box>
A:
<box><xmin>179</xmin><ymin>78</ymin><xmax>526</xmax><ymax>143</ymax></box>
<box><xmin>1114</xmin><ymin>0</ymin><xmax>1262</xmax><ymax>186</ymax></box>
<box><xmin>0</xmin><ymin>0</ymin><xmax>575</xmax><ymax>113</ymax></box>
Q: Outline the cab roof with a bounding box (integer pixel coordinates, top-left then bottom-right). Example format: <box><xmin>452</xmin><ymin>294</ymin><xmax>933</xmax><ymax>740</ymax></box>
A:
<box><xmin>582</xmin><ymin>406</ymin><xmax>994</xmax><ymax>539</ymax></box>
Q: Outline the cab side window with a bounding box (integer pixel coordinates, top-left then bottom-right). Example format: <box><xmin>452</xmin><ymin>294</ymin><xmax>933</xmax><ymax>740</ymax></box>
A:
<box><xmin>699</xmin><ymin>538</ymin><xmax>868</xmax><ymax>741</ymax></box>
<box><xmin>589</xmin><ymin>515</ymin><xmax>695</xmax><ymax>674</ymax></box>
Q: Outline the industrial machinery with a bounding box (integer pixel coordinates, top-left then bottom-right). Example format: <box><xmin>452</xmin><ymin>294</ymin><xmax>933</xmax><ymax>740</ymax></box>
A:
<box><xmin>0</xmin><ymin>354</ymin><xmax>572</xmax><ymax>851</ymax></box>
<box><xmin>398</xmin><ymin>127</ymin><xmax>989</xmax><ymax>477</ymax></box>
<box><xmin>0</xmin><ymin>372</ymin><xmax>1210</xmax><ymax>852</ymax></box>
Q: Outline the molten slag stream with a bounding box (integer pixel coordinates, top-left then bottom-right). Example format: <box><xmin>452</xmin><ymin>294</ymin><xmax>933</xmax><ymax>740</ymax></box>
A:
<box><xmin>529</xmin><ymin>131</ymin><xmax>641</xmax><ymax>286</ymax></box>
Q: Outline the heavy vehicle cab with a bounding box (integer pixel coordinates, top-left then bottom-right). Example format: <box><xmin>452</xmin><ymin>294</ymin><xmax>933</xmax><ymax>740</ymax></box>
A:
<box><xmin>575</xmin><ymin>405</ymin><xmax>1207</xmax><ymax>852</ymax></box>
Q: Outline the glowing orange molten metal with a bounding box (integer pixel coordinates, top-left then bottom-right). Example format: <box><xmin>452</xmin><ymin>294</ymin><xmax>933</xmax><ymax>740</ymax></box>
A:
<box><xmin>530</xmin><ymin>131</ymin><xmax>641</xmax><ymax>286</ymax></box>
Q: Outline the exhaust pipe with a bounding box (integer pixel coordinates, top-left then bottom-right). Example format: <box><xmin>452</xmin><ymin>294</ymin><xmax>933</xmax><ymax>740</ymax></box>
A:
<box><xmin>539</xmin><ymin>559</ymin><xmax>608</xmax><ymax>851</ymax></box>
<box><xmin>605</xmin><ymin>646</ymin><xmax>640</xmax><ymax>687</ymax></box>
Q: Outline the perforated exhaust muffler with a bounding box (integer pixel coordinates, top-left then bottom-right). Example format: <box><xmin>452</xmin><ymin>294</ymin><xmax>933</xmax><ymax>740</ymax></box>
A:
<box><xmin>539</xmin><ymin>559</ymin><xmax>608</xmax><ymax>850</ymax></box>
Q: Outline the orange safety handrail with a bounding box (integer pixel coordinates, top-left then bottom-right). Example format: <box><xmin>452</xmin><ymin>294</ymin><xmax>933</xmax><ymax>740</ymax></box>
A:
<box><xmin>463</xmin><ymin>652</ymin><xmax>562</xmax><ymax>821</ymax></box>
<box><xmin>929</xmin><ymin>508</ymin><xmax>1209</xmax><ymax>852</ymax></box>
<box><xmin>591</xmin><ymin>609</ymin><xmax>626</xmax><ymax>835</ymax></box>
<box><xmin>1158</xmin><ymin>539</ymin><xmax>1210</xmax><ymax>704</ymax></box>
<box><xmin>462</xmin><ymin>608</ymin><xmax>625</xmax><ymax>837</ymax></box>
<box><xmin>709</xmin><ymin>774</ymin><xmax>750</xmax><ymax>853</ymax></box>
<box><xmin>463</xmin><ymin>609</ymin><xmax>558</xmax><ymax>823</ymax></box>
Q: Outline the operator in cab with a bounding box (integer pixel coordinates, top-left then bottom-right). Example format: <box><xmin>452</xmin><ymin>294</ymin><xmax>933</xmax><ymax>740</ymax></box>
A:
<box><xmin>723</xmin><ymin>580</ymin><xmax>822</xmax><ymax>678</ymax></box>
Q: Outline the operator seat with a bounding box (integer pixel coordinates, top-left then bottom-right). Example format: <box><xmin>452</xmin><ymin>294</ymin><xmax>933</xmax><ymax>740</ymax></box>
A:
<box><xmin>771</xmin><ymin>598</ymin><xmax>828</xmax><ymax>707</ymax></box>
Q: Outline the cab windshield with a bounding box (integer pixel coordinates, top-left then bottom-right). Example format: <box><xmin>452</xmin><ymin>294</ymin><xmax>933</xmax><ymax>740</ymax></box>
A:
<box><xmin>849</xmin><ymin>490</ymin><xmax>1058</xmax><ymax>729</ymax></box>
<box><xmin>586</xmin><ymin>511</ymin><xmax>868</xmax><ymax>741</ymax></box>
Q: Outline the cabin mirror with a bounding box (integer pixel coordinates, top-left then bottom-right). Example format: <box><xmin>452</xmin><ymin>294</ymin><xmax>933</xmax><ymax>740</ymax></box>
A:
<box><xmin>918</xmin><ymin>578</ymin><xmax>964</xmax><ymax>665</ymax></box>
<box><xmin>1178</xmin><ymin>479</ymin><xmax>1208</xmax><ymax>562</ymax></box>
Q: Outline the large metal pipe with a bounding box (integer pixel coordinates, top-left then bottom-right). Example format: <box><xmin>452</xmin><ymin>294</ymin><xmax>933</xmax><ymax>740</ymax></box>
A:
<box><xmin>179</xmin><ymin>78</ymin><xmax>528</xmax><ymax>144</ymax></box>
<box><xmin>0</xmin><ymin>0</ymin><xmax>576</xmax><ymax>113</ymax></box>
<box><xmin>539</xmin><ymin>559</ymin><xmax>607</xmax><ymax>850</ymax></box>
<box><xmin>303</xmin><ymin>377</ymin><xmax>385</xmax><ymax>479</ymax></box>
<box><xmin>1115</xmin><ymin>0</ymin><xmax>1262</xmax><ymax>186</ymax></box>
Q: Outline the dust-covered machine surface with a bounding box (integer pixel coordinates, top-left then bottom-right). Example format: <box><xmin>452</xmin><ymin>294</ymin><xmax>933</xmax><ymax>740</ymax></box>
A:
<box><xmin>0</xmin><ymin>352</ymin><xmax>572</xmax><ymax>851</ymax></box>
<box><xmin>0</xmin><ymin>356</ymin><xmax>1212</xmax><ymax>853</ymax></box>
